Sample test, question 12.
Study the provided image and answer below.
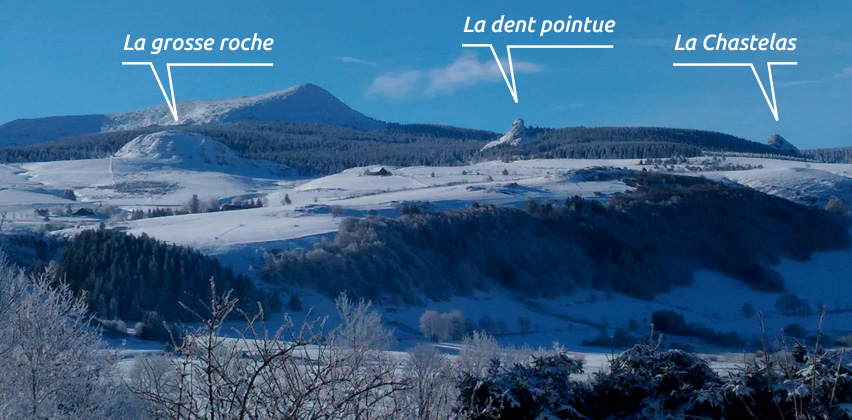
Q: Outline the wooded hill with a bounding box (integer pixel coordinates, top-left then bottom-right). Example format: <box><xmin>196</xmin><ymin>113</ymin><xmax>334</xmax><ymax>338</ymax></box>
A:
<box><xmin>0</xmin><ymin>123</ymin><xmax>493</xmax><ymax>175</ymax></box>
<box><xmin>261</xmin><ymin>172</ymin><xmax>850</xmax><ymax>304</ymax></box>
<box><xmin>479</xmin><ymin>126</ymin><xmax>798</xmax><ymax>160</ymax></box>
<box><xmin>0</xmin><ymin>122</ymin><xmax>807</xmax><ymax>174</ymax></box>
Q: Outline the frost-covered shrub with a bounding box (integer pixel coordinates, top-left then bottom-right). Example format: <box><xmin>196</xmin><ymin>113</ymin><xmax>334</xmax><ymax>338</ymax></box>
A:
<box><xmin>457</xmin><ymin>353</ymin><xmax>586</xmax><ymax>420</ymax></box>
<box><xmin>724</xmin><ymin>346</ymin><xmax>852</xmax><ymax>420</ymax></box>
<box><xmin>583</xmin><ymin>344</ymin><xmax>725</xmax><ymax>419</ymax></box>
<box><xmin>98</xmin><ymin>318</ymin><xmax>127</xmax><ymax>335</ymax></box>
<box><xmin>457</xmin><ymin>339</ymin><xmax>852</xmax><ymax>420</ymax></box>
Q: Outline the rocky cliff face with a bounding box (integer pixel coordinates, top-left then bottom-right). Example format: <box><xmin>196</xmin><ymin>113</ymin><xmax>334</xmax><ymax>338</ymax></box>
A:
<box><xmin>481</xmin><ymin>119</ymin><xmax>535</xmax><ymax>150</ymax></box>
<box><xmin>767</xmin><ymin>134</ymin><xmax>799</xmax><ymax>155</ymax></box>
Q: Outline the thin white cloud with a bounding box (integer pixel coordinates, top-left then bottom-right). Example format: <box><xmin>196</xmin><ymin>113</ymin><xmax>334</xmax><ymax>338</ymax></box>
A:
<box><xmin>556</xmin><ymin>102</ymin><xmax>585</xmax><ymax>110</ymax></box>
<box><xmin>778</xmin><ymin>80</ymin><xmax>820</xmax><ymax>88</ymax></box>
<box><xmin>425</xmin><ymin>55</ymin><xmax>541</xmax><ymax>95</ymax></box>
<box><xmin>777</xmin><ymin>66</ymin><xmax>852</xmax><ymax>88</ymax></box>
<box><xmin>367</xmin><ymin>70</ymin><xmax>421</xmax><ymax>99</ymax></box>
<box><xmin>835</xmin><ymin>67</ymin><xmax>852</xmax><ymax>78</ymax></box>
<box><xmin>367</xmin><ymin>54</ymin><xmax>542</xmax><ymax>100</ymax></box>
<box><xmin>332</xmin><ymin>56</ymin><xmax>379</xmax><ymax>66</ymax></box>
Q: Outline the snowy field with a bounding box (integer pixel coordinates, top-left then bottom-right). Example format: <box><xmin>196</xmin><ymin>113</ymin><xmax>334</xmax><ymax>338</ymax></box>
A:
<box><xmin>1</xmin><ymin>131</ymin><xmax>851</xmax><ymax>355</ymax></box>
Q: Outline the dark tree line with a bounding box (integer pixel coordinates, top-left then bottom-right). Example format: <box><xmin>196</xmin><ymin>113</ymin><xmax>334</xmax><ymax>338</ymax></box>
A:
<box><xmin>803</xmin><ymin>146</ymin><xmax>852</xmax><ymax>163</ymax></box>
<box><xmin>182</xmin><ymin>122</ymin><xmax>494</xmax><ymax>174</ymax></box>
<box><xmin>262</xmin><ymin>172</ymin><xmax>850</xmax><ymax>303</ymax></box>
<box><xmin>0</xmin><ymin>122</ymin><xmax>809</xmax><ymax>175</ymax></box>
<box><xmin>496</xmin><ymin>141</ymin><xmax>703</xmax><ymax>160</ymax></box>
<box><xmin>0</xmin><ymin>122</ymin><xmax>494</xmax><ymax>175</ymax></box>
<box><xmin>0</xmin><ymin>128</ymin><xmax>160</xmax><ymax>162</ymax></box>
<box><xmin>479</xmin><ymin>126</ymin><xmax>799</xmax><ymax>161</ymax></box>
<box><xmin>650</xmin><ymin>310</ymin><xmax>744</xmax><ymax>348</ymax></box>
<box><xmin>56</xmin><ymin>228</ymin><xmax>270</xmax><ymax>321</ymax></box>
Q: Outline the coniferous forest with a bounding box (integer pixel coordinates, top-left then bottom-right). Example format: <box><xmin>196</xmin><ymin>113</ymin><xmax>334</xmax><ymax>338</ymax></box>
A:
<box><xmin>802</xmin><ymin>145</ymin><xmax>852</xmax><ymax>163</ymax></box>
<box><xmin>0</xmin><ymin>122</ymin><xmax>813</xmax><ymax>174</ymax></box>
<box><xmin>0</xmin><ymin>123</ymin><xmax>493</xmax><ymax>174</ymax></box>
<box><xmin>262</xmin><ymin>173</ymin><xmax>850</xmax><ymax>303</ymax></box>
<box><xmin>478</xmin><ymin>125</ymin><xmax>799</xmax><ymax>160</ymax></box>
<box><xmin>56</xmin><ymin>228</ymin><xmax>269</xmax><ymax>321</ymax></box>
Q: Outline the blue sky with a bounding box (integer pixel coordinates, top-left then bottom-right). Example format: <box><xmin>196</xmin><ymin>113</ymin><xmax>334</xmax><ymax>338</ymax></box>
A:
<box><xmin>1</xmin><ymin>0</ymin><xmax>850</xmax><ymax>148</ymax></box>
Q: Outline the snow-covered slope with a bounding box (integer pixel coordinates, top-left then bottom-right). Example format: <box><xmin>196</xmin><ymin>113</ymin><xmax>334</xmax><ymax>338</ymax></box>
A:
<box><xmin>0</xmin><ymin>84</ymin><xmax>384</xmax><ymax>147</ymax></box>
<box><xmin>110</xmin><ymin>130</ymin><xmax>294</xmax><ymax>177</ymax></box>
<box><xmin>4</xmin><ymin>151</ymin><xmax>852</xmax><ymax>352</ymax></box>
<box><xmin>3</xmin><ymin>131</ymin><xmax>294</xmax><ymax>222</ymax></box>
<box><xmin>115</xmin><ymin>131</ymin><xmax>241</xmax><ymax>166</ymax></box>
<box><xmin>710</xmin><ymin>166</ymin><xmax>852</xmax><ymax>207</ymax></box>
<box><xmin>105</xmin><ymin>83</ymin><xmax>384</xmax><ymax>131</ymax></box>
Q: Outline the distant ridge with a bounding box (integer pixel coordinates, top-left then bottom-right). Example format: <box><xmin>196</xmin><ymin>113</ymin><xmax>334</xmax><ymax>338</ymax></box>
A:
<box><xmin>478</xmin><ymin>124</ymin><xmax>800</xmax><ymax>160</ymax></box>
<box><xmin>0</xmin><ymin>83</ymin><xmax>384</xmax><ymax>147</ymax></box>
<box><xmin>0</xmin><ymin>117</ymin><xmax>809</xmax><ymax>175</ymax></box>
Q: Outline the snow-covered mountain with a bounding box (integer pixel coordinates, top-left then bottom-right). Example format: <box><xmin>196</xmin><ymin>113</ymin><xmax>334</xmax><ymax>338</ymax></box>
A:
<box><xmin>0</xmin><ymin>83</ymin><xmax>384</xmax><ymax>147</ymax></box>
<box><xmin>481</xmin><ymin>119</ymin><xmax>536</xmax><ymax>150</ymax></box>
<box><xmin>105</xmin><ymin>83</ymin><xmax>384</xmax><ymax>131</ymax></box>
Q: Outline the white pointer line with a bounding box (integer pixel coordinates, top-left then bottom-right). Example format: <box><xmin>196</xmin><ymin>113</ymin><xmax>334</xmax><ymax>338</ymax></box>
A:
<box><xmin>673</xmin><ymin>62</ymin><xmax>797</xmax><ymax>121</ymax></box>
<box><xmin>462</xmin><ymin>44</ymin><xmax>613</xmax><ymax>103</ymax></box>
<box><xmin>121</xmin><ymin>62</ymin><xmax>274</xmax><ymax>121</ymax></box>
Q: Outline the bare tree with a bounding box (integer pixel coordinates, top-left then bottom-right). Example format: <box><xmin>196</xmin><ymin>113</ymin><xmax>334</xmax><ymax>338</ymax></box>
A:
<box><xmin>129</xmin><ymin>284</ymin><xmax>408</xmax><ymax>420</ymax></box>
<box><xmin>419</xmin><ymin>310</ymin><xmax>448</xmax><ymax>342</ymax></box>
<box><xmin>398</xmin><ymin>344</ymin><xmax>457</xmax><ymax>420</ymax></box>
<box><xmin>330</xmin><ymin>205</ymin><xmax>345</xmax><ymax>218</ymax></box>
<box><xmin>458</xmin><ymin>331</ymin><xmax>529</xmax><ymax>378</ymax></box>
<box><xmin>0</xmin><ymin>254</ymin><xmax>131</xmax><ymax>419</ymax></box>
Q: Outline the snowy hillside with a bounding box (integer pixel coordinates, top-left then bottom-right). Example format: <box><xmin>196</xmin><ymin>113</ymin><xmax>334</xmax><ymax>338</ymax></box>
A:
<box><xmin>114</xmin><ymin>130</ymin><xmax>241</xmax><ymax>166</ymax></box>
<box><xmin>1</xmin><ymin>150</ymin><xmax>851</xmax><ymax>353</ymax></box>
<box><xmin>0</xmin><ymin>131</ymin><xmax>294</xmax><ymax>224</ymax></box>
<box><xmin>108</xmin><ymin>130</ymin><xmax>294</xmax><ymax>178</ymax></box>
<box><xmin>105</xmin><ymin>83</ymin><xmax>384</xmax><ymax>131</ymax></box>
<box><xmin>3</xmin><ymin>154</ymin><xmax>850</xmax><ymax>251</ymax></box>
<box><xmin>0</xmin><ymin>84</ymin><xmax>384</xmax><ymax>147</ymax></box>
<box><xmin>707</xmin><ymin>166</ymin><xmax>852</xmax><ymax>207</ymax></box>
